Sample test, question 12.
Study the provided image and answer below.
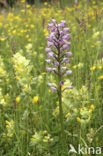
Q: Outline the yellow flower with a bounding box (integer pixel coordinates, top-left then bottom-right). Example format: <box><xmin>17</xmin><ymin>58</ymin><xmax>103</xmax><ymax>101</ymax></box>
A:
<box><xmin>5</xmin><ymin>93</ymin><xmax>9</xmax><ymax>100</ymax></box>
<box><xmin>68</xmin><ymin>89</ymin><xmax>72</xmax><ymax>93</ymax></box>
<box><xmin>16</xmin><ymin>96</ymin><xmax>20</xmax><ymax>103</ymax></box>
<box><xmin>65</xmin><ymin>112</ymin><xmax>70</xmax><ymax>118</ymax></box>
<box><xmin>73</xmin><ymin>65</ymin><xmax>77</xmax><ymax>69</ymax></box>
<box><xmin>15</xmin><ymin>65</ymin><xmax>20</xmax><ymax>71</ymax></box>
<box><xmin>21</xmin><ymin>0</ymin><xmax>25</xmax><ymax>3</ymax></box>
<box><xmin>61</xmin><ymin>85</ymin><xmax>64</xmax><ymax>91</ymax></box>
<box><xmin>0</xmin><ymin>38</ymin><xmax>5</xmax><ymax>41</ymax></box>
<box><xmin>9</xmin><ymin>134</ymin><xmax>13</xmax><ymax>138</ymax></box>
<box><xmin>26</xmin><ymin>35</ymin><xmax>29</xmax><ymax>38</ymax></box>
<box><xmin>30</xmin><ymin>24</ymin><xmax>35</xmax><ymax>28</ymax></box>
<box><xmin>90</xmin><ymin>105</ymin><xmax>95</xmax><ymax>110</ymax></box>
<box><xmin>32</xmin><ymin>96</ymin><xmax>39</xmax><ymax>104</ymax></box>
<box><xmin>6</xmin><ymin>125</ymin><xmax>9</xmax><ymax>129</ymax></box>
<box><xmin>44</xmin><ymin>2</ymin><xmax>48</xmax><ymax>6</ymax></box>
<box><xmin>80</xmin><ymin>88</ymin><xmax>83</xmax><ymax>93</ymax></box>
<box><xmin>91</xmin><ymin>44</ymin><xmax>95</xmax><ymax>48</ymax></box>
<box><xmin>89</xmin><ymin>109</ymin><xmax>92</xmax><ymax>113</ymax></box>
<box><xmin>42</xmin><ymin>72</ymin><xmax>46</xmax><ymax>75</ymax></box>
<box><xmin>90</xmin><ymin>66</ymin><xmax>96</xmax><ymax>71</ymax></box>
<box><xmin>50</xmin><ymin>138</ymin><xmax>54</xmax><ymax>142</ymax></box>
<box><xmin>93</xmin><ymin>32</ymin><xmax>100</xmax><ymax>38</ymax></box>
<box><xmin>26</xmin><ymin>4</ymin><xmax>30</xmax><ymax>8</ymax></box>
<box><xmin>98</xmin><ymin>75</ymin><xmax>103</xmax><ymax>80</ymax></box>
<box><xmin>97</xmin><ymin>66</ymin><xmax>102</xmax><ymax>70</ymax></box>
<box><xmin>43</xmin><ymin>139</ymin><xmax>48</xmax><ymax>143</ymax></box>
<box><xmin>28</xmin><ymin>38</ymin><xmax>32</xmax><ymax>42</ymax></box>
<box><xmin>16</xmin><ymin>76</ymin><xmax>20</xmax><ymax>81</ymax></box>
<box><xmin>44</xmin><ymin>28</ymin><xmax>48</xmax><ymax>37</ymax></box>
<box><xmin>42</xmin><ymin>130</ymin><xmax>47</xmax><ymax>134</ymax></box>
<box><xmin>77</xmin><ymin>117</ymin><xmax>81</xmax><ymax>123</ymax></box>
<box><xmin>21</xmin><ymin>10</ymin><xmax>25</xmax><ymax>13</ymax></box>
<box><xmin>5</xmin><ymin>120</ymin><xmax>9</xmax><ymax>124</ymax></box>
<box><xmin>20</xmin><ymin>72</ymin><xmax>23</xmax><ymax>76</ymax></box>
<box><xmin>13</xmin><ymin>30</ymin><xmax>16</xmax><ymax>34</ymax></box>
<box><xmin>0</xmin><ymin>68</ymin><xmax>4</xmax><ymax>74</ymax></box>
<box><xmin>0</xmin><ymin>23</ymin><xmax>2</xmax><ymax>27</ymax></box>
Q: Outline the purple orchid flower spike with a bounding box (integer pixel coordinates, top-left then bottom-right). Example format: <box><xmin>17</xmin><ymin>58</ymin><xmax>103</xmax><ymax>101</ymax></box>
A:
<box><xmin>45</xmin><ymin>19</ymin><xmax>73</xmax><ymax>154</ymax></box>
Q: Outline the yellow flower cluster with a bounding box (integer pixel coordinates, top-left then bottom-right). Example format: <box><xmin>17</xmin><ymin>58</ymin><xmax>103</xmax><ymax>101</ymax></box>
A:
<box><xmin>30</xmin><ymin>131</ymin><xmax>53</xmax><ymax>146</ymax></box>
<box><xmin>32</xmin><ymin>96</ymin><xmax>39</xmax><ymax>104</ymax></box>
<box><xmin>0</xmin><ymin>56</ymin><xmax>7</xmax><ymax>79</ymax></box>
<box><xmin>5</xmin><ymin>120</ymin><xmax>14</xmax><ymax>137</ymax></box>
<box><xmin>77</xmin><ymin>107</ymin><xmax>91</xmax><ymax>124</ymax></box>
<box><xmin>16</xmin><ymin>96</ymin><xmax>21</xmax><ymax>103</ymax></box>
<box><xmin>98</xmin><ymin>75</ymin><xmax>103</xmax><ymax>80</ymax></box>
<box><xmin>0</xmin><ymin>88</ymin><xmax>6</xmax><ymax>106</ymax></box>
<box><xmin>12</xmin><ymin>51</ymin><xmax>33</xmax><ymax>93</ymax></box>
<box><xmin>30</xmin><ymin>131</ymin><xmax>42</xmax><ymax>146</ymax></box>
<box><xmin>43</xmin><ymin>134</ymin><xmax>53</xmax><ymax>143</ymax></box>
<box><xmin>62</xmin><ymin>85</ymin><xmax>95</xmax><ymax>125</ymax></box>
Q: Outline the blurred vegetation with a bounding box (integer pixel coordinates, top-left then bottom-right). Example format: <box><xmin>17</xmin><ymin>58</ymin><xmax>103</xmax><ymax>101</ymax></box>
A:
<box><xmin>0</xmin><ymin>0</ymin><xmax>103</xmax><ymax>8</ymax></box>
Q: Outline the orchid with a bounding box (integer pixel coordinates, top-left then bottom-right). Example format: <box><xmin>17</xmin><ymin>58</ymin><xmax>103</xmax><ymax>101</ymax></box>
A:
<box><xmin>45</xmin><ymin>19</ymin><xmax>73</xmax><ymax>154</ymax></box>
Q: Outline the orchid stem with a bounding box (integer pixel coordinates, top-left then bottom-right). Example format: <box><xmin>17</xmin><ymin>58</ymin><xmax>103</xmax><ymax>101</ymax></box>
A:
<box><xmin>58</xmin><ymin>48</ymin><xmax>67</xmax><ymax>155</ymax></box>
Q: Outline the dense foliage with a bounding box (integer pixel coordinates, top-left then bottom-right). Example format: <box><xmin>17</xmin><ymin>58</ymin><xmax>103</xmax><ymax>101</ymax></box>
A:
<box><xmin>0</xmin><ymin>0</ymin><xmax>103</xmax><ymax>155</ymax></box>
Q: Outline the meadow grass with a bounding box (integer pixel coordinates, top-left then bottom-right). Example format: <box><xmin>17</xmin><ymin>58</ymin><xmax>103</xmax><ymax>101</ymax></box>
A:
<box><xmin>0</xmin><ymin>0</ymin><xmax>103</xmax><ymax>155</ymax></box>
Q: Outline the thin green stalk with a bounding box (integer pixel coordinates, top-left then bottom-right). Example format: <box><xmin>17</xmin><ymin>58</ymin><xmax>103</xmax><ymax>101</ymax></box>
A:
<box><xmin>58</xmin><ymin>48</ymin><xmax>67</xmax><ymax>155</ymax></box>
